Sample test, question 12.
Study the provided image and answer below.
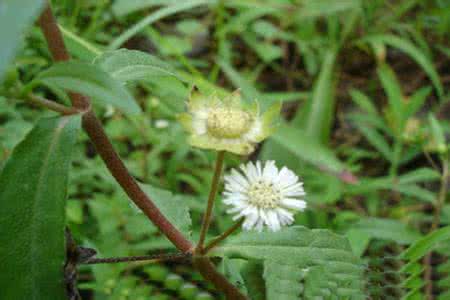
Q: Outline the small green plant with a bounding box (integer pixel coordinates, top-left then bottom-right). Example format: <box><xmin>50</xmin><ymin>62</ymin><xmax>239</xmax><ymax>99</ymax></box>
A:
<box><xmin>1</xmin><ymin>1</ymin><xmax>449</xmax><ymax>299</ymax></box>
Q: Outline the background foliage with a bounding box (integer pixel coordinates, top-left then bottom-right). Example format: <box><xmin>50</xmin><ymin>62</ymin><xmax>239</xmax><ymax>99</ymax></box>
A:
<box><xmin>0</xmin><ymin>0</ymin><xmax>449</xmax><ymax>299</ymax></box>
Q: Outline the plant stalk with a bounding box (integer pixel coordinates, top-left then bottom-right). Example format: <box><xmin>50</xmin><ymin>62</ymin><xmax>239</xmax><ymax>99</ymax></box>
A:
<box><xmin>196</xmin><ymin>151</ymin><xmax>225</xmax><ymax>253</ymax></box>
<box><xmin>37</xmin><ymin>3</ymin><xmax>246</xmax><ymax>299</ymax></box>
<box><xmin>203</xmin><ymin>218</ymin><xmax>243</xmax><ymax>254</ymax></box>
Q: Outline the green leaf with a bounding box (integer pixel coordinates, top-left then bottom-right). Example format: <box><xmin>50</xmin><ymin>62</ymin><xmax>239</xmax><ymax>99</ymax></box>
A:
<box><xmin>217</xmin><ymin>58</ymin><xmax>262</xmax><ymax>102</ymax></box>
<box><xmin>140</xmin><ymin>184</ymin><xmax>192</xmax><ymax>237</ymax></box>
<box><xmin>0</xmin><ymin>116</ymin><xmax>80</xmax><ymax>299</ymax></box>
<box><xmin>109</xmin><ymin>0</ymin><xmax>214</xmax><ymax>50</ymax></box>
<box><xmin>377</xmin><ymin>63</ymin><xmax>404</xmax><ymax>132</ymax></box>
<box><xmin>37</xmin><ymin>61</ymin><xmax>141</xmax><ymax>114</ymax></box>
<box><xmin>0</xmin><ymin>0</ymin><xmax>45</xmax><ymax>82</ymax></box>
<box><xmin>398</xmin><ymin>168</ymin><xmax>440</xmax><ymax>184</ymax></box>
<box><xmin>211</xmin><ymin>226</ymin><xmax>365</xmax><ymax>299</ymax></box>
<box><xmin>349</xmin><ymin>89</ymin><xmax>378</xmax><ymax>116</ymax></box>
<box><xmin>401</xmin><ymin>227</ymin><xmax>450</xmax><ymax>262</ymax></box>
<box><xmin>112</xmin><ymin>0</ymin><xmax>179</xmax><ymax>16</ymax></box>
<box><xmin>270</xmin><ymin>123</ymin><xmax>347</xmax><ymax>174</ymax></box>
<box><xmin>350</xmin><ymin>218</ymin><xmax>421</xmax><ymax>245</ymax></box>
<box><xmin>293</xmin><ymin>47</ymin><xmax>338</xmax><ymax>143</ymax></box>
<box><xmin>94</xmin><ymin>49</ymin><xmax>181</xmax><ymax>83</ymax></box>
<box><xmin>367</xmin><ymin>34</ymin><xmax>443</xmax><ymax>98</ymax></box>
<box><xmin>59</xmin><ymin>25</ymin><xmax>102</xmax><ymax>61</ymax></box>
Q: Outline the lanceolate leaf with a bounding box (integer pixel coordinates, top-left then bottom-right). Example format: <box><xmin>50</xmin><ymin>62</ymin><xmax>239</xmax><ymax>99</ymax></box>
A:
<box><xmin>95</xmin><ymin>49</ymin><xmax>181</xmax><ymax>83</ymax></box>
<box><xmin>37</xmin><ymin>61</ymin><xmax>141</xmax><ymax>114</ymax></box>
<box><xmin>211</xmin><ymin>226</ymin><xmax>365</xmax><ymax>299</ymax></box>
<box><xmin>0</xmin><ymin>116</ymin><xmax>81</xmax><ymax>299</ymax></box>
<box><xmin>0</xmin><ymin>0</ymin><xmax>45</xmax><ymax>82</ymax></box>
<box><xmin>293</xmin><ymin>47</ymin><xmax>338</xmax><ymax>144</ymax></box>
<box><xmin>366</xmin><ymin>34</ymin><xmax>443</xmax><ymax>98</ymax></box>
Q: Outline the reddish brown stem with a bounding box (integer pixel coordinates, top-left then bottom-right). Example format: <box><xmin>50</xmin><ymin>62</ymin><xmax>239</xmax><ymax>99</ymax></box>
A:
<box><xmin>37</xmin><ymin>4</ymin><xmax>192</xmax><ymax>253</ymax></box>
<box><xmin>82</xmin><ymin>111</ymin><xmax>193</xmax><ymax>252</ymax></box>
<box><xmin>37</xmin><ymin>3</ymin><xmax>246</xmax><ymax>299</ymax></box>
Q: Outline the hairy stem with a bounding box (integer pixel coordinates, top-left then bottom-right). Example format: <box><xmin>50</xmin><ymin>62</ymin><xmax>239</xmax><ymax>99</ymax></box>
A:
<box><xmin>204</xmin><ymin>218</ymin><xmax>243</xmax><ymax>254</ymax></box>
<box><xmin>424</xmin><ymin>157</ymin><xmax>448</xmax><ymax>299</ymax></box>
<box><xmin>37</xmin><ymin>3</ymin><xmax>246</xmax><ymax>299</ymax></box>
<box><xmin>196</xmin><ymin>151</ymin><xmax>225</xmax><ymax>253</ymax></box>
<box><xmin>38</xmin><ymin>3</ymin><xmax>193</xmax><ymax>252</ymax></box>
<box><xmin>83</xmin><ymin>253</ymin><xmax>189</xmax><ymax>265</ymax></box>
<box><xmin>28</xmin><ymin>94</ymin><xmax>83</xmax><ymax>115</ymax></box>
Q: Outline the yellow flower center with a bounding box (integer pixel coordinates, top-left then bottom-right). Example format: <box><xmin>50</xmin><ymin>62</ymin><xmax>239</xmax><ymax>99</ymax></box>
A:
<box><xmin>246</xmin><ymin>181</ymin><xmax>281</xmax><ymax>209</ymax></box>
<box><xmin>206</xmin><ymin>107</ymin><xmax>252</xmax><ymax>139</ymax></box>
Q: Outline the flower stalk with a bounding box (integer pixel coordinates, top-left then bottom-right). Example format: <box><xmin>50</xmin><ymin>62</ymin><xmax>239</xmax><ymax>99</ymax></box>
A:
<box><xmin>196</xmin><ymin>151</ymin><xmax>225</xmax><ymax>253</ymax></box>
<box><xmin>203</xmin><ymin>218</ymin><xmax>244</xmax><ymax>254</ymax></box>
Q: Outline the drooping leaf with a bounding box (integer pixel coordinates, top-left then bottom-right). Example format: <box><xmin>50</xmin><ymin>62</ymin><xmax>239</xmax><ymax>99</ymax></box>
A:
<box><xmin>293</xmin><ymin>47</ymin><xmax>338</xmax><ymax>143</ymax></box>
<box><xmin>94</xmin><ymin>49</ymin><xmax>181</xmax><ymax>83</ymax></box>
<box><xmin>109</xmin><ymin>0</ymin><xmax>214</xmax><ymax>50</ymax></box>
<box><xmin>211</xmin><ymin>226</ymin><xmax>365</xmax><ymax>299</ymax></box>
<box><xmin>0</xmin><ymin>116</ymin><xmax>81</xmax><ymax>299</ymax></box>
<box><xmin>0</xmin><ymin>0</ymin><xmax>45</xmax><ymax>82</ymax></box>
<box><xmin>37</xmin><ymin>61</ymin><xmax>141</xmax><ymax>114</ymax></box>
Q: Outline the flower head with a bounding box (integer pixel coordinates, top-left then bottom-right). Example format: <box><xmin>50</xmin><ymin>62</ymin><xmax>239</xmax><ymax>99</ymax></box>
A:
<box><xmin>223</xmin><ymin>160</ymin><xmax>306</xmax><ymax>232</ymax></box>
<box><xmin>178</xmin><ymin>89</ymin><xmax>280</xmax><ymax>155</ymax></box>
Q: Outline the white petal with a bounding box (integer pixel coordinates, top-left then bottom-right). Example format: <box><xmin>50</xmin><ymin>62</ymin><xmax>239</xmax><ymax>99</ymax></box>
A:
<box><xmin>266</xmin><ymin>210</ymin><xmax>281</xmax><ymax>231</ymax></box>
<box><xmin>262</xmin><ymin>160</ymin><xmax>278</xmax><ymax>182</ymax></box>
<box><xmin>243</xmin><ymin>212</ymin><xmax>259</xmax><ymax>230</ymax></box>
<box><xmin>280</xmin><ymin>198</ymin><xmax>307</xmax><ymax>211</ymax></box>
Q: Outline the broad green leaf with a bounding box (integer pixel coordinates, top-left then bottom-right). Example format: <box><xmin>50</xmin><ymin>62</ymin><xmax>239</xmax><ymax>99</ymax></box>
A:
<box><xmin>0</xmin><ymin>116</ymin><xmax>80</xmax><ymax>299</ymax></box>
<box><xmin>37</xmin><ymin>61</ymin><xmax>141</xmax><ymax>114</ymax></box>
<box><xmin>109</xmin><ymin>0</ymin><xmax>214</xmax><ymax>50</ymax></box>
<box><xmin>211</xmin><ymin>226</ymin><xmax>365</xmax><ymax>299</ymax></box>
<box><xmin>293</xmin><ymin>47</ymin><xmax>338</xmax><ymax>143</ymax></box>
<box><xmin>270</xmin><ymin>123</ymin><xmax>347</xmax><ymax>174</ymax></box>
<box><xmin>0</xmin><ymin>0</ymin><xmax>45</xmax><ymax>82</ymax></box>
<box><xmin>140</xmin><ymin>184</ymin><xmax>192</xmax><ymax>237</ymax></box>
<box><xmin>94</xmin><ymin>49</ymin><xmax>181</xmax><ymax>83</ymax></box>
<box><xmin>367</xmin><ymin>34</ymin><xmax>443</xmax><ymax>98</ymax></box>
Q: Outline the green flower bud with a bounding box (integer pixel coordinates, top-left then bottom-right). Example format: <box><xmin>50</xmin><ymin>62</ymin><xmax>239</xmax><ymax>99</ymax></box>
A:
<box><xmin>178</xmin><ymin>89</ymin><xmax>281</xmax><ymax>155</ymax></box>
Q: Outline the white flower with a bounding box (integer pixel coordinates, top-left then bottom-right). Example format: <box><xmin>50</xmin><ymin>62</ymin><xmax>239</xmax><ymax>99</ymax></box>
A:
<box><xmin>223</xmin><ymin>160</ymin><xmax>306</xmax><ymax>232</ymax></box>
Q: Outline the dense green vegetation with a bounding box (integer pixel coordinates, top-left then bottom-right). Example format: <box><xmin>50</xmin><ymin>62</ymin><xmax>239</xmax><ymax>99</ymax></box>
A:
<box><xmin>0</xmin><ymin>0</ymin><xmax>449</xmax><ymax>299</ymax></box>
